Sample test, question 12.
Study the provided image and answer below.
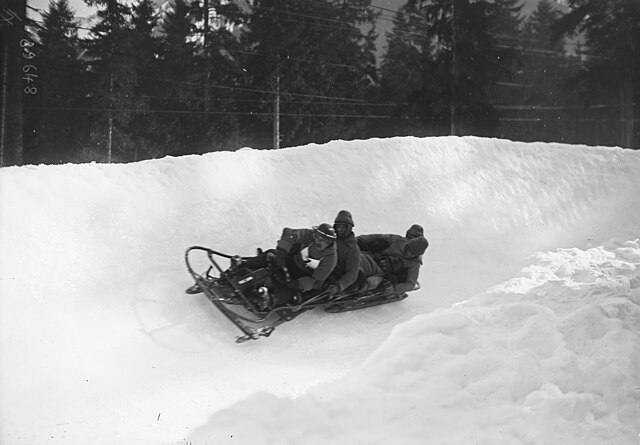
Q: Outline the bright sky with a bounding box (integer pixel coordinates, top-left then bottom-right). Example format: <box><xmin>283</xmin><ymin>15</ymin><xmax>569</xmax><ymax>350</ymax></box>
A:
<box><xmin>27</xmin><ymin>0</ymin><xmax>408</xmax><ymax>20</ymax></box>
<box><xmin>1</xmin><ymin>135</ymin><xmax>639</xmax><ymax>444</ymax></box>
<box><xmin>29</xmin><ymin>0</ymin><xmax>96</xmax><ymax>21</ymax></box>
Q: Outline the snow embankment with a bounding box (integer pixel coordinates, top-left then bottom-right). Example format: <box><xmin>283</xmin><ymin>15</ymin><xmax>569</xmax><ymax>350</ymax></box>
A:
<box><xmin>186</xmin><ymin>239</ymin><xmax>640</xmax><ymax>445</ymax></box>
<box><xmin>1</xmin><ymin>136</ymin><xmax>639</xmax><ymax>445</ymax></box>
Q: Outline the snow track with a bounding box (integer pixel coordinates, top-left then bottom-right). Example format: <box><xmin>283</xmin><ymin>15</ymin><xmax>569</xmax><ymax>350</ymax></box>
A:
<box><xmin>1</xmin><ymin>136</ymin><xmax>639</xmax><ymax>444</ymax></box>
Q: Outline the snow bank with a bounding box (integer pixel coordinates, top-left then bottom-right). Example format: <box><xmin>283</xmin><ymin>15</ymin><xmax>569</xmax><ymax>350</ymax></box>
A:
<box><xmin>186</xmin><ymin>239</ymin><xmax>640</xmax><ymax>445</ymax></box>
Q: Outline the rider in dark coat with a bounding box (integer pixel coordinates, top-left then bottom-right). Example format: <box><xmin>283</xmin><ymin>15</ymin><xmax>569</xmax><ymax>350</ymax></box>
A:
<box><xmin>327</xmin><ymin>210</ymin><xmax>361</xmax><ymax>297</ymax></box>
<box><xmin>241</xmin><ymin>223</ymin><xmax>337</xmax><ymax>296</ymax></box>
<box><xmin>357</xmin><ymin>233</ymin><xmax>428</xmax><ymax>294</ymax></box>
<box><xmin>405</xmin><ymin>224</ymin><xmax>424</xmax><ymax>239</ymax></box>
<box><xmin>275</xmin><ymin>225</ymin><xmax>337</xmax><ymax>292</ymax></box>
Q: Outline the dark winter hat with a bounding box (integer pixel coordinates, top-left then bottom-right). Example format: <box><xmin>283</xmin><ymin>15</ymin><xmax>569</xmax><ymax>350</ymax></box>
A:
<box><xmin>405</xmin><ymin>236</ymin><xmax>429</xmax><ymax>258</ymax></box>
<box><xmin>313</xmin><ymin>223</ymin><xmax>337</xmax><ymax>240</ymax></box>
<box><xmin>406</xmin><ymin>224</ymin><xmax>424</xmax><ymax>239</ymax></box>
<box><xmin>334</xmin><ymin>210</ymin><xmax>354</xmax><ymax>227</ymax></box>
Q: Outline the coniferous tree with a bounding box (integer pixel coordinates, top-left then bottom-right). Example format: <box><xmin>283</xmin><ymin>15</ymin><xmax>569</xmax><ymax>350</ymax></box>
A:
<box><xmin>26</xmin><ymin>0</ymin><xmax>89</xmax><ymax>163</ymax></box>
<box><xmin>487</xmin><ymin>0</ymin><xmax>524</xmax><ymax>105</ymax></box>
<box><xmin>84</xmin><ymin>0</ymin><xmax>137</xmax><ymax>162</ymax></box>
<box><xmin>522</xmin><ymin>0</ymin><xmax>567</xmax><ymax>107</ymax></box>
<box><xmin>380</xmin><ymin>2</ymin><xmax>434</xmax><ymax>126</ymax></box>
<box><xmin>425</xmin><ymin>0</ymin><xmax>513</xmax><ymax>135</ymax></box>
<box><xmin>156</xmin><ymin>0</ymin><xmax>201</xmax><ymax>154</ymax></box>
<box><xmin>496</xmin><ymin>0</ymin><xmax>578</xmax><ymax>143</ymax></box>
<box><xmin>242</xmin><ymin>0</ymin><xmax>379</xmax><ymax>147</ymax></box>
<box><xmin>189</xmin><ymin>0</ymin><xmax>245</xmax><ymax>152</ymax></box>
<box><xmin>127</xmin><ymin>0</ymin><xmax>164</xmax><ymax>160</ymax></box>
<box><xmin>553</xmin><ymin>0</ymin><xmax>640</xmax><ymax>147</ymax></box>
<box><xmin>491</xmin><ymin>0</ymin><xmax>523</xmax><ymax>37</ymax></box>
<box><xmin>322</xmin><ymin>0</ymin><xmax>379</xmax><ymax>142</ymax></box>
<box><xmin>381</xmin><ymin>0</ymin><xmax>519</xmax><ymax>136</ymax></box>
<box><xmin>0</xmin><ymin>0</ymin><xmax>27</xmax><ymax>166</ymax></box>
<box><xmin>525</xmin><ymin>0</ymin><xmax>564</xmax><ymax>53</ymax></box>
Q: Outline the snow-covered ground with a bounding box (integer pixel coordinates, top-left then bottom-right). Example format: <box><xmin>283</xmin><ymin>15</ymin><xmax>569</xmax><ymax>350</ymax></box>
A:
<box><xmin>1</xmin><ymin>136</ymin><xmax>639</xmax><ymax>445</ymax></box>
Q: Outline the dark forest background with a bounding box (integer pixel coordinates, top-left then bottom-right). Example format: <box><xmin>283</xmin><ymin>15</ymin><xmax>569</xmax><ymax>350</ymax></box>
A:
<box><xmin>2</xmin><ymin>0</ymin><xmax>639</xmax><ymax>165</ymax></box>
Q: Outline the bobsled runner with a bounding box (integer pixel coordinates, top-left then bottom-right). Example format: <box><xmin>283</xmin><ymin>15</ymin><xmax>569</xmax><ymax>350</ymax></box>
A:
<box><xmin>184</xmin><ymin>246</ymin><xmax>414</xmax><ymax>343</ymax></box>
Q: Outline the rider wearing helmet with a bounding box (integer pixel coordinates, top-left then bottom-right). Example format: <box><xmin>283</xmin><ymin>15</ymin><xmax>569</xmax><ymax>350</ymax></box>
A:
<box><xmin>242</xmin><ymin>223</ymin><xmax>338</xmax><ymax>294</ymax></box>
<box><xmin>326</xmin><ymin>210</ymin><xmax>361</xmax><ymax>297</ymax></box>
<box><xmin>357</xmin><ymin>231</ymin><xmax>428</xmax><ymax>294</ymax></box>
<box><xmin>282</xmin><ymin>223</ymin><xmax>338</xmax><ymax>292</ymax></box>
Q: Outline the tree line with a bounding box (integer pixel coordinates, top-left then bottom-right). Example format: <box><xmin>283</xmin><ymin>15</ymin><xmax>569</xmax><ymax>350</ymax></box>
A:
<box><xmin>13</xmin><ymin>0</ymin><xmax>640</xmax><ymax>164</ymax></box>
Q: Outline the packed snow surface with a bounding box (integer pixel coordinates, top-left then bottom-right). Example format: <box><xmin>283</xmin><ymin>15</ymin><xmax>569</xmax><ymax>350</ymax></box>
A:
<box><xmin>1</xmin><ymin>136</ymin><xmax>639</xmax><ymax>444</ymax></box>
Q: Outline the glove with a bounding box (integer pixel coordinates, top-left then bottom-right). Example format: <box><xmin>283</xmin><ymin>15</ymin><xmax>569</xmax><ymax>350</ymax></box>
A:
<box><xmin>328</xmin><ymin>284</ymin><xmax>341</xmax><ymax>298</ymax></box>
<box><xmin>276</xmin><ymin>230</ymin><xmax>298</xmax><ymax>253</ymax></box>
<box><xmin>267</xmin><ymin>252</ymin><xmax>286</xmax><ymax>268</ymax></box>
<box><xmin>384</xmin><ymin>274</ymin><xmax>398</xmax><ymax>286</ymax></box>
<box><xmin>297</xmin><ymin>277</ymin><xmax>314</xmax><ymax>292</ymax></box>
<box><xmin>356</xmin><ymin>277</ymin><xmax>379</xmax><ymax>293</ymax></box>
<box><xmin>378</xmin><ymin>256</ymin><xmax>391</xmax><ymax>273</ymax></box>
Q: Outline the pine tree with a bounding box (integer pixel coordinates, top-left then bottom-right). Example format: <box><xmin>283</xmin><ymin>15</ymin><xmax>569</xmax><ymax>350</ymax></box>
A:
<box><xmin>156</xmin><ymin>0</ymin><xmax>202</xmax><ymax>154</ymax></box>
<box><xmin>553</xmin><ymin>0</ymin><xmax>640</xmax><ymax>147</ymax></box>
<box><xmin>525</xmin><ymin>0</ymin><xmax>564</xmax><ymax>52</ymax></box>
<box><xmin>380</xmin><ymin>0</ymin><xmax>516</xmax><ymax>135</ymax></box>
<box><xmin>491</xmin><ymin>0</ymin><xmax>523</xmax><ymax>36</ymax></box>
<box><xmin>428</xmin><ymin>0</ymin><xmax>517</xmax><ymax>134</ymax></box>
<box><xmin>26</xmin><ymin>0</ymin><xmax>89</xmax><ymax>163</ymax></box>
<box><xmin>84</xmin><ymin>0</ymin><xmax>137</xmax><ymax>162</ymax></box>
<box><xmin>126</xmin><ymin>0</ymin><xmax>164</xmax><ymax>160</ymax></box>
<box><xmin>380</xmin><ymin>2</ymin><xmax>434</xmax><ymax>125</ymax></box>
<box><xmin>498</xmin><ymin>0</ymin><xmax>581</xmax><ymax>143</ymax></box>
<box><xmin>488</xmin><ymin>0</ymin><xmax>524</xmax><ymax>94</ymax></box>
<box><xmin>184</xmin><ymin>0</ymin><xmax>245</xmax><ymax>152</ymax></box>
<box><xmin>521</xmin><ymin>0</ymin><xmax>567</xmax><ymax>106</ymax></box>
<box><xmin>0</xmin><ymin>0</ymin><xmax>26</xmax><ymax>166</ymax></box>
<box><xmin>478</xmin><ymin>0</ymin><xmax>525</xmax><ymax>139</ymax></box>
<box><xmin>241</xmin><ymin>0</ymin><xmax>379</xmax><ymax>147</ymax></box>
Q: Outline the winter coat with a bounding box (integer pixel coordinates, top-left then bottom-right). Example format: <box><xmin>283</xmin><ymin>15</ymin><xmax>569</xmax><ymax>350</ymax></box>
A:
<box><xmin>359</xmin><ymin>251</ymin><xmax>383</xmax><ymax>278</ymax></box>
<box><xmin>357</xmin><ymin>233</ymin><xmax>405</xmax><ymax>254</ymax></box>
<box><xmin>278</xmin><ymin>227</ymin><xmax>337</xmax><ymax>291</ymax></box>
<box><xmin>356</xmin><ymin>233</ymin><xmax>424</xmax><ymax>294</ymax></box>
<box><xmin>332</xmin><ymin>231</ymin><xmax>361</xmax><ymax>292</ymax></box>
<box><xmin>357</xmin><ymin>252</ymin><xmax>386</xmax><ymax>290</ymax></box>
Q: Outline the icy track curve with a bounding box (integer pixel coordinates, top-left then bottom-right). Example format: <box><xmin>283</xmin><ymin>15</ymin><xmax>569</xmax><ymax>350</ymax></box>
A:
<box><xmin>1</xmin><ymin>136</ymin><xmax>639</xmax><ymax>444</ymax></box>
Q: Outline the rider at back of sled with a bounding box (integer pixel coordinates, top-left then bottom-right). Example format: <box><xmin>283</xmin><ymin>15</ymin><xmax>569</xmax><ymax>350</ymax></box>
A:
<box><xmin>239</xmin><ymin>224</ymin><xmax>338</xmax><ymax>307</ymax></box>
<box><xmin>356</xmin><ymin>231</ymin><xmax>429</xmax><ymax>295</ymax></box>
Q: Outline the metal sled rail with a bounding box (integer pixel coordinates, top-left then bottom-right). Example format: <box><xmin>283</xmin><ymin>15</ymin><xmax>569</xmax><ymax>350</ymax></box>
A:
<box><xmin>185</xmin><ymin>246</ymin><xmax>320</xmax><ymax>343</ymax></box>
<box><xmin>185</xmin><ymin>247</ymin><xmax>269</xmax><ymax>341</ymax></box>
